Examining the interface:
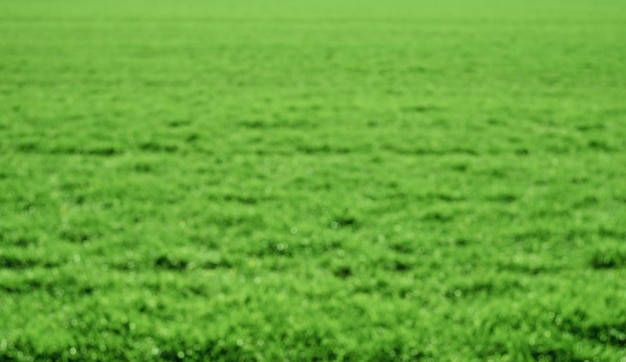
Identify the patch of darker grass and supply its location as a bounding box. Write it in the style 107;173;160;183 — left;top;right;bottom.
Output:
153;254;233;271
515;148;530;156
333;265;353;279
572;195;599;207
297;144;351;155
154;255;190;271
329;215;360;229
420;211;455;223
587;140;614;152
0;277;94;295
384;144;478;156
47;146;122;156
589;247;626;269
495;261;559;275
388;240;419;254
385;260;413;273
486;193;518;203
138;141;179;153
423;192;466;202
59;228;96;244
0;254;60;269
449;162;469;172
528;345;589;362
166;119;191;128
559;313;626;347
400;104;438;113
511;229;554;243
83;146;120;156
3;231;40;247
222;194;260;205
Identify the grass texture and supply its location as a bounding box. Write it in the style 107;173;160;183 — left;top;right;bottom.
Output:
1;0;626;360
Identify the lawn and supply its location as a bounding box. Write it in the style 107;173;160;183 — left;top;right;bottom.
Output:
1;0;625;360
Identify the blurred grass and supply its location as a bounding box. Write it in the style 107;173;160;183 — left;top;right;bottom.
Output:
1;0;626;360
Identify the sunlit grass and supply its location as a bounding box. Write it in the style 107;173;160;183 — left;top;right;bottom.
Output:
1;0;625;360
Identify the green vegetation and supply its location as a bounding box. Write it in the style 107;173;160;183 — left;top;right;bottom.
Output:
1;0;625;360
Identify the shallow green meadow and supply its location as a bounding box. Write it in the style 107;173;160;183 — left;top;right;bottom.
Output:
1;0;625;360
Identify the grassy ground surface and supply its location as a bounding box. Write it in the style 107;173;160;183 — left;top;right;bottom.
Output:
1;0;626;360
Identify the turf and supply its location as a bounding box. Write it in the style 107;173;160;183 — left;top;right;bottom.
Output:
1;0;626;360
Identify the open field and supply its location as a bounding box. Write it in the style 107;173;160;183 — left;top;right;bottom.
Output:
1;0;626;360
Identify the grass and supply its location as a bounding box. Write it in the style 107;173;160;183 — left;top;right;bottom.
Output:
1;0;626;360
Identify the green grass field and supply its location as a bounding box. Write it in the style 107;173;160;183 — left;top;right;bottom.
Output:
1;0;626;360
